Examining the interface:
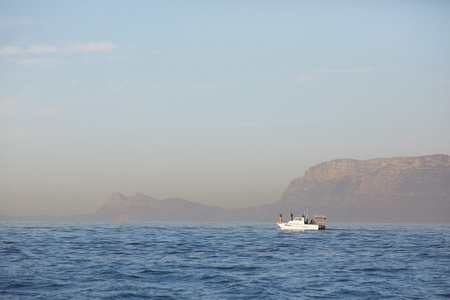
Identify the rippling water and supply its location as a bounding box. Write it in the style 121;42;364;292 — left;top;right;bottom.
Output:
1;222;449;299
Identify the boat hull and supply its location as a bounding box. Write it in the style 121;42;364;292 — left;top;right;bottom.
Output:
277;223;322;230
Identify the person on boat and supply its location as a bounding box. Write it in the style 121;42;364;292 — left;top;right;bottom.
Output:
311;220;315;225
290;212;293;221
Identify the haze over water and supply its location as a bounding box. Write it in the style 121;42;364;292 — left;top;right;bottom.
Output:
1;1;450;216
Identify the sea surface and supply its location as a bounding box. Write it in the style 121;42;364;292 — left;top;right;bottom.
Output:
1;222;449;299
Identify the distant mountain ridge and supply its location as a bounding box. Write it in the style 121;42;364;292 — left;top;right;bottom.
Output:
93;192;227;222
1;154;449;223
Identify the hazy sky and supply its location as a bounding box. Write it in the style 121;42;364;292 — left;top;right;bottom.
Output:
1;1;449;216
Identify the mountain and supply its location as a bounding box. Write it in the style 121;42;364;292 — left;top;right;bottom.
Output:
92;192;227;222
87;154;450;223
1;154;449;223
276;154;450;223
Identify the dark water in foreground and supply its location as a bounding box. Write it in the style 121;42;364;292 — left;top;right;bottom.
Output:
1;222;449;299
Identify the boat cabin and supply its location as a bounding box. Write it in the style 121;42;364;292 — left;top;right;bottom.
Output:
293;216;306;223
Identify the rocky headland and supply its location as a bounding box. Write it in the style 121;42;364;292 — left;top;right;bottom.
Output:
277;154;450;222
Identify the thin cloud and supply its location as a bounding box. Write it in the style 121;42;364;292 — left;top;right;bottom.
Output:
315;67;373;74
294;67;373;82
0;45;24;55
28;44;58;54
0;41;116;55
294;74;315;82
0;44;57;55
189;84;218;91
63;41;116;53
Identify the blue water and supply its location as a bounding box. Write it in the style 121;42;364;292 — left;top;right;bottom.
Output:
1;222;449;299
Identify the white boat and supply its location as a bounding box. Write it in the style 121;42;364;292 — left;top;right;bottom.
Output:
277;214;326;230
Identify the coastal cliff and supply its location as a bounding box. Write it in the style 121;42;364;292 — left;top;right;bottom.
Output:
278;154;450;222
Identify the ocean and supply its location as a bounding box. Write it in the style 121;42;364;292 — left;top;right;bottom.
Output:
1;222;449;299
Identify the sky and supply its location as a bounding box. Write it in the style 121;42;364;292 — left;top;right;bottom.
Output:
1;0;449;216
